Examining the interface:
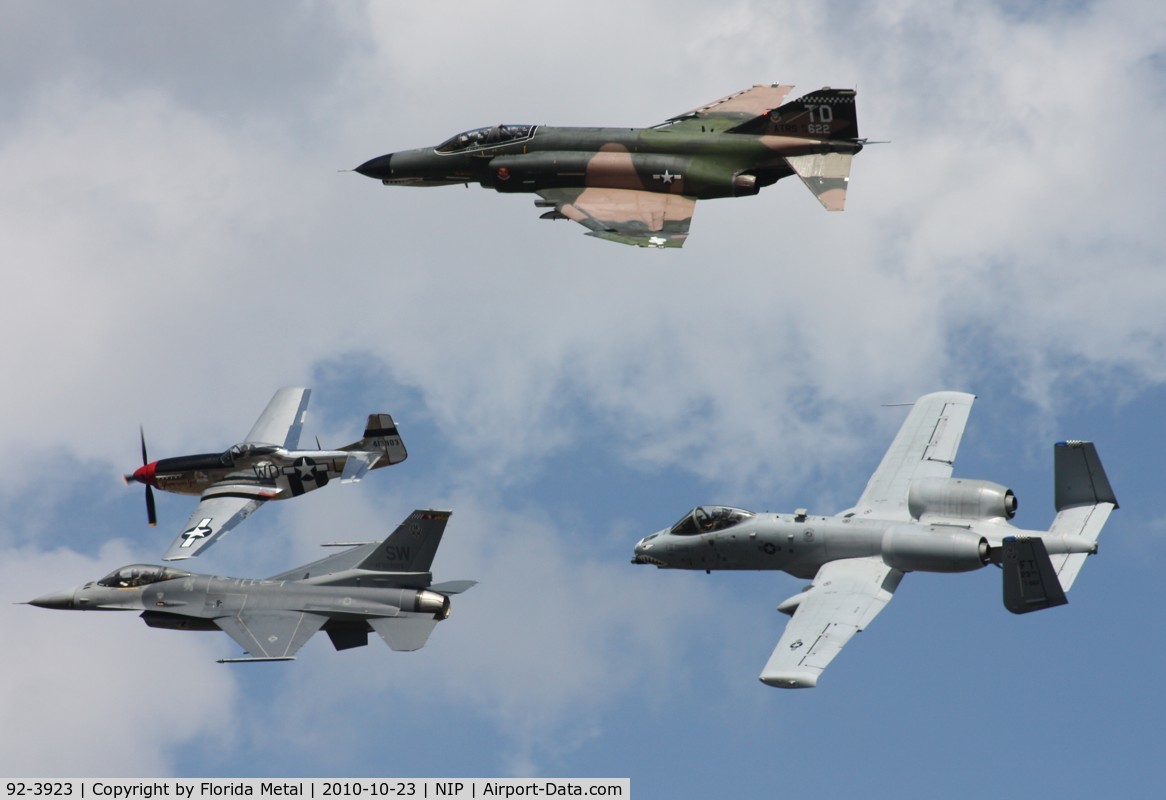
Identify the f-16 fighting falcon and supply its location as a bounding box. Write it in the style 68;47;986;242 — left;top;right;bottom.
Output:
28;510;473;661
631;392;1118;688
355;84;863;248
125;387;407;561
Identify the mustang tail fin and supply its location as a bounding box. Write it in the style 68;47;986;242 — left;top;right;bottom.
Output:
339;413;407;474
1043;441;1118;591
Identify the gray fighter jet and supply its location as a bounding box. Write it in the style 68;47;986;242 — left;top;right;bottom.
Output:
28;510;474;661
125;387;407;560
631;392;1118;688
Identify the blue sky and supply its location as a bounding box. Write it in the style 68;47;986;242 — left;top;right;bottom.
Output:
2;1;1165;797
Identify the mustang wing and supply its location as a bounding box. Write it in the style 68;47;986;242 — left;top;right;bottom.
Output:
535;188;695;248
161;489;278;561
662;84;795;132
245;387;311;448
761;557;903;688
848;391;976;520
215;611;328;659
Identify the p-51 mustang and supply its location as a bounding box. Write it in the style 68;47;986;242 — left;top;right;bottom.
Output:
632;392;1118;688
356;84;863;248
125;387;407;560
29;510;473;661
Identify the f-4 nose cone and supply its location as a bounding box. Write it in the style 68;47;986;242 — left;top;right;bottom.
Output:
29;589;75;609
355;153;393;180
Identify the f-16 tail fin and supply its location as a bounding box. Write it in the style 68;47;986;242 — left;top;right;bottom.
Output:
1043;441;1118;591
339;413;407;474
727;87;859;140
356;509;452;574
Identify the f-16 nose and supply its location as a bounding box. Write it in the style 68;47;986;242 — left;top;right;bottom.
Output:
355;153;393;180
28;588;76;610
125;462;158;487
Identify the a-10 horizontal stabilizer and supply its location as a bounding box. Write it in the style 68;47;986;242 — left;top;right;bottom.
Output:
1002;537;1068;614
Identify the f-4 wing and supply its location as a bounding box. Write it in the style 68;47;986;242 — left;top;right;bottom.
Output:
535;187;695;248
162;491;276;561
847;391;976;520
761;557;903;688
661;84;795;133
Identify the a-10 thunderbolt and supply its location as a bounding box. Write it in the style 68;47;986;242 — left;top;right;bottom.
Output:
631;392;1118;688
28;510;474;661
355;84;862;248
125;387;407;560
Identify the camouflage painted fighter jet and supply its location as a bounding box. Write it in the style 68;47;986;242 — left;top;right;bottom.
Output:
29;510;473;661
632;392;1119;688
355;84;862;248
125;387;406;561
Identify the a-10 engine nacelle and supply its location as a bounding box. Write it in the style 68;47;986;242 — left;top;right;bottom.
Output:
907;478;1018;522
881;526;991;573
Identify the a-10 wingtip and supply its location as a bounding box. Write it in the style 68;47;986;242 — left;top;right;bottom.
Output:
759;671;819;689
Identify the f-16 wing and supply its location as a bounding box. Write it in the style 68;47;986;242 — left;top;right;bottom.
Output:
215;610;328;661
661;84;795;133
535;187;695;248
760;557;903;688
846;391;976;521
162;489;277;561
245;387;311;448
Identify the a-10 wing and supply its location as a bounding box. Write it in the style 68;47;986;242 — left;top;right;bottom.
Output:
761;392;976;687
761;557;903;688
846;391;976;521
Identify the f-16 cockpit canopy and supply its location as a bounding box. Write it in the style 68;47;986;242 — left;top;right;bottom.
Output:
98;564;192;588
670;506;755;536
435;124;537;154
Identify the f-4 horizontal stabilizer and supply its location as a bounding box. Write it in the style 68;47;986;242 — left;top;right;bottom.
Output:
216;656;296;663
1002;537;1068;614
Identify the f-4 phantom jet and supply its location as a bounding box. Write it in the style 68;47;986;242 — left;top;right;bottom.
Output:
355;84;863;248
29;510;473;661
631;392;1118;688
125;387;406;560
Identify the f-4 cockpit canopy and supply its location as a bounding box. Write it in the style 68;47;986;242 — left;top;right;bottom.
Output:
435;124;537;154
98;564;192;589
670;506;755;536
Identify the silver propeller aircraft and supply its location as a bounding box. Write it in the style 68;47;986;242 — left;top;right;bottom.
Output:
125;387;407;560
631;391;1118;688
29;509;473;661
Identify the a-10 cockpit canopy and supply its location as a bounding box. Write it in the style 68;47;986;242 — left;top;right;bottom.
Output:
435;125;537;154
98;564;192;588
670;506;755;535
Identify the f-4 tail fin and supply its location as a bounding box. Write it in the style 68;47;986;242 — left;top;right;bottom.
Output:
1046;441;1118;591
727;87;859;140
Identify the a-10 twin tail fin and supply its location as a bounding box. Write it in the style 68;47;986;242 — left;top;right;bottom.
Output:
1002;441;1118;614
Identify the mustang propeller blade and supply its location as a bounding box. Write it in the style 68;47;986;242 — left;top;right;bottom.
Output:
125;426;158;527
